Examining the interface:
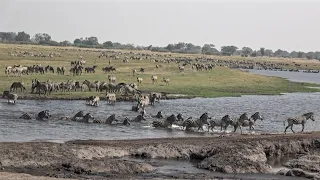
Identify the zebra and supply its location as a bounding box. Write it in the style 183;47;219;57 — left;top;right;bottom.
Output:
152;114;177;128
132;114;146;122
20;113;32;120
208;115;233;132
10;82;26;92
131;104;140;112
36;110;51;121
90;96;100;106
94;114;117;124
59;111;85;121
151;75;157;84
2;91;18;104
231;113;250;133
233;112;262;133
177;113;184;121
73;113;94;123
152;111;164;119
284;112;315;134
122;117;131;126
163;78;170;86
184;113;210;131
106;93;116;104
137;77;143;85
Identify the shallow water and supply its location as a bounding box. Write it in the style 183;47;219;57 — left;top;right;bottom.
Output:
249;69;320;84
0;91;320;142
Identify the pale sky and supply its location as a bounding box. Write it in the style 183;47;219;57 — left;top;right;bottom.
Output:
0;0;319;52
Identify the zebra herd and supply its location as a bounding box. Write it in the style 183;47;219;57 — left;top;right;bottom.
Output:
15;103;316;134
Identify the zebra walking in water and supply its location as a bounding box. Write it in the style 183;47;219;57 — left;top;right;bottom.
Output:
152;114;177;128
208;114;233;132
284;112;315;134
235;112;263;133
184;113;210;131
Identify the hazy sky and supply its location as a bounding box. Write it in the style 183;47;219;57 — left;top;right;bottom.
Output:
0;0;319;51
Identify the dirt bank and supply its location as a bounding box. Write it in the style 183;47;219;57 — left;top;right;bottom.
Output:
0;132;320;179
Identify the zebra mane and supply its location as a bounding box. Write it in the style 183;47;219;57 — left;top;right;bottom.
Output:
222;114;230;120
251;112;260;118
303;112;314;117
200;113;208;120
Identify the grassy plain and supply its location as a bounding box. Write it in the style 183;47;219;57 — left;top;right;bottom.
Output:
0;44;319;99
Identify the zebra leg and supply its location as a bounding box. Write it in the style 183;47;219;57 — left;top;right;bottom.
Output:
284;125;289;134
301;124;305;132
290;125;295;133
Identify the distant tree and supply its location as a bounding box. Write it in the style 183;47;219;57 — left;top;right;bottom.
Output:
221;46;238;56
147;45;152;50
165;44;174;51
297;51;304;58
103;41;114;48
264;49;273;57
290;51;298;58
260;47;265;57
174;42;186;50
60;40;72;46
0;32;16;42
84;36;99;45
250;51;257;57
74;38;82;44
306;52;315;60
35;33;51;42
15;31;30;42
242;47;253;57
202;44;219;55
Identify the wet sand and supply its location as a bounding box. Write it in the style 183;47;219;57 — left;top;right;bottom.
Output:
0;132;320;179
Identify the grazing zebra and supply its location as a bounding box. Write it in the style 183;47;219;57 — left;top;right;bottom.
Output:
36;110;51;121
10;82;26;92
152;111;164;119
20;113;32;120
2;91;18;104
137;77;143;85
163;78;170;86
132;69;137;76
152;114;177;128
151;75;158;84
184;113;210;131
73;113;94;123
208;115;233;132
284;112;315;134
178;66;185;72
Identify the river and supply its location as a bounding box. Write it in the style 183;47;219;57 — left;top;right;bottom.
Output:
0;69;319;142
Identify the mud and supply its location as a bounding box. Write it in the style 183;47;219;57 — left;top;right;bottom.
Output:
0;132;320;179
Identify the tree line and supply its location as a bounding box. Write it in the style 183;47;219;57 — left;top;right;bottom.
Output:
0;31;319;60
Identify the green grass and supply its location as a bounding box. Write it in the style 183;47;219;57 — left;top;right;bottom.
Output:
0;43;319;99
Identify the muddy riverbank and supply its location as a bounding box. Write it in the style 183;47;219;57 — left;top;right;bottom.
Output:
1;132;320;179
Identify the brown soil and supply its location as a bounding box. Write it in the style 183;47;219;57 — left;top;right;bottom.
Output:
0;132;319;179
